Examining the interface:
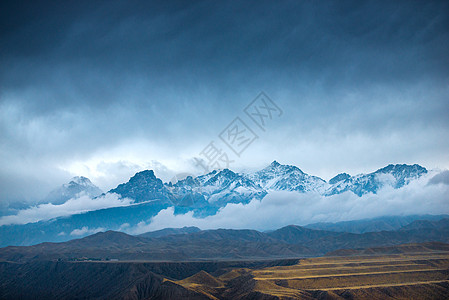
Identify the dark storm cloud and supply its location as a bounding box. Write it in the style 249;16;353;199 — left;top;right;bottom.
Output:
0;0;448;202
3;1;448;93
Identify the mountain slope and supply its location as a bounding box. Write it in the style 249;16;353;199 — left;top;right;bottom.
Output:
0;200;171;247
267;225;340;243
305;215;449;234
44;176;103;204
325;164;427;196
109;170;173;204
199;169;267;206
1;219;448;263
138;226;201;239
247;161;327;193
0;261;209;300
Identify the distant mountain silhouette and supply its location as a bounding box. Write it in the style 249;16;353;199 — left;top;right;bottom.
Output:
138;226;201;238
305;214;449;233
1;218;447;263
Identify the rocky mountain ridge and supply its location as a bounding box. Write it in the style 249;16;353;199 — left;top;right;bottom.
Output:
107;162;428;206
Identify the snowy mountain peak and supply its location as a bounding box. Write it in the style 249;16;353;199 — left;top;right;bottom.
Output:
203;169;239;187
217;168;237;177
177;175;197;186
44;176;102;205
375;163;427;176
263;160;303;173
270;160;281;167
329;173;351;184
130;170;156;181
164;168;266;208
325;164;427;196
108;170;172;204
248;162;325;193
69;176;94;186
373;164;427;188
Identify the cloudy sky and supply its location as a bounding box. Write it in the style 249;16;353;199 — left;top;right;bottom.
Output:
1;0;448;204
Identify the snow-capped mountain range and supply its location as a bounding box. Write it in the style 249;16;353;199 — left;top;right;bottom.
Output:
0;162;432;247
44;162;428;208
325;164;427;196
108;168;267;209
105;161;427;206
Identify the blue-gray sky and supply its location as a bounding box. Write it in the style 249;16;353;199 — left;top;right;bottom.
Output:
1;0;448;203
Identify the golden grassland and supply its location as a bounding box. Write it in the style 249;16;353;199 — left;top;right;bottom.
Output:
173;251;449;299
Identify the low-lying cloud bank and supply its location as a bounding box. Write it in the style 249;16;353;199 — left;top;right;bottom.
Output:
127;171;449;234
70;226;106;236
1;171;448;232
0;193;133;226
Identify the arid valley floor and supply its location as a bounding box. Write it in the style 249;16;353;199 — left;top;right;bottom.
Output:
173;244;449;299
1;242;448;299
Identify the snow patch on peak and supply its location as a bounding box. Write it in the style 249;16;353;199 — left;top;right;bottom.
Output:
44;176;103;205
247;162;326;193
69;176;94;186
270;160;281;167
329;173;351;184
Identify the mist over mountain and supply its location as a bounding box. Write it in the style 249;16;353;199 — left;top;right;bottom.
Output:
2;1;449;298
44;176;103;205
0;162;447;247
108;162;429;205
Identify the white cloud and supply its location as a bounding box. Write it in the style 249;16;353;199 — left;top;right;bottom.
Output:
62;158;172;191
118;223;131;231
127;171;449;234
428;170;449;186
70;226;105;236
2;170;448;234
0;193;133;226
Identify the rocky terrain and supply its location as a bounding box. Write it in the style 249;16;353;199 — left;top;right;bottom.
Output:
1;242;448;299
